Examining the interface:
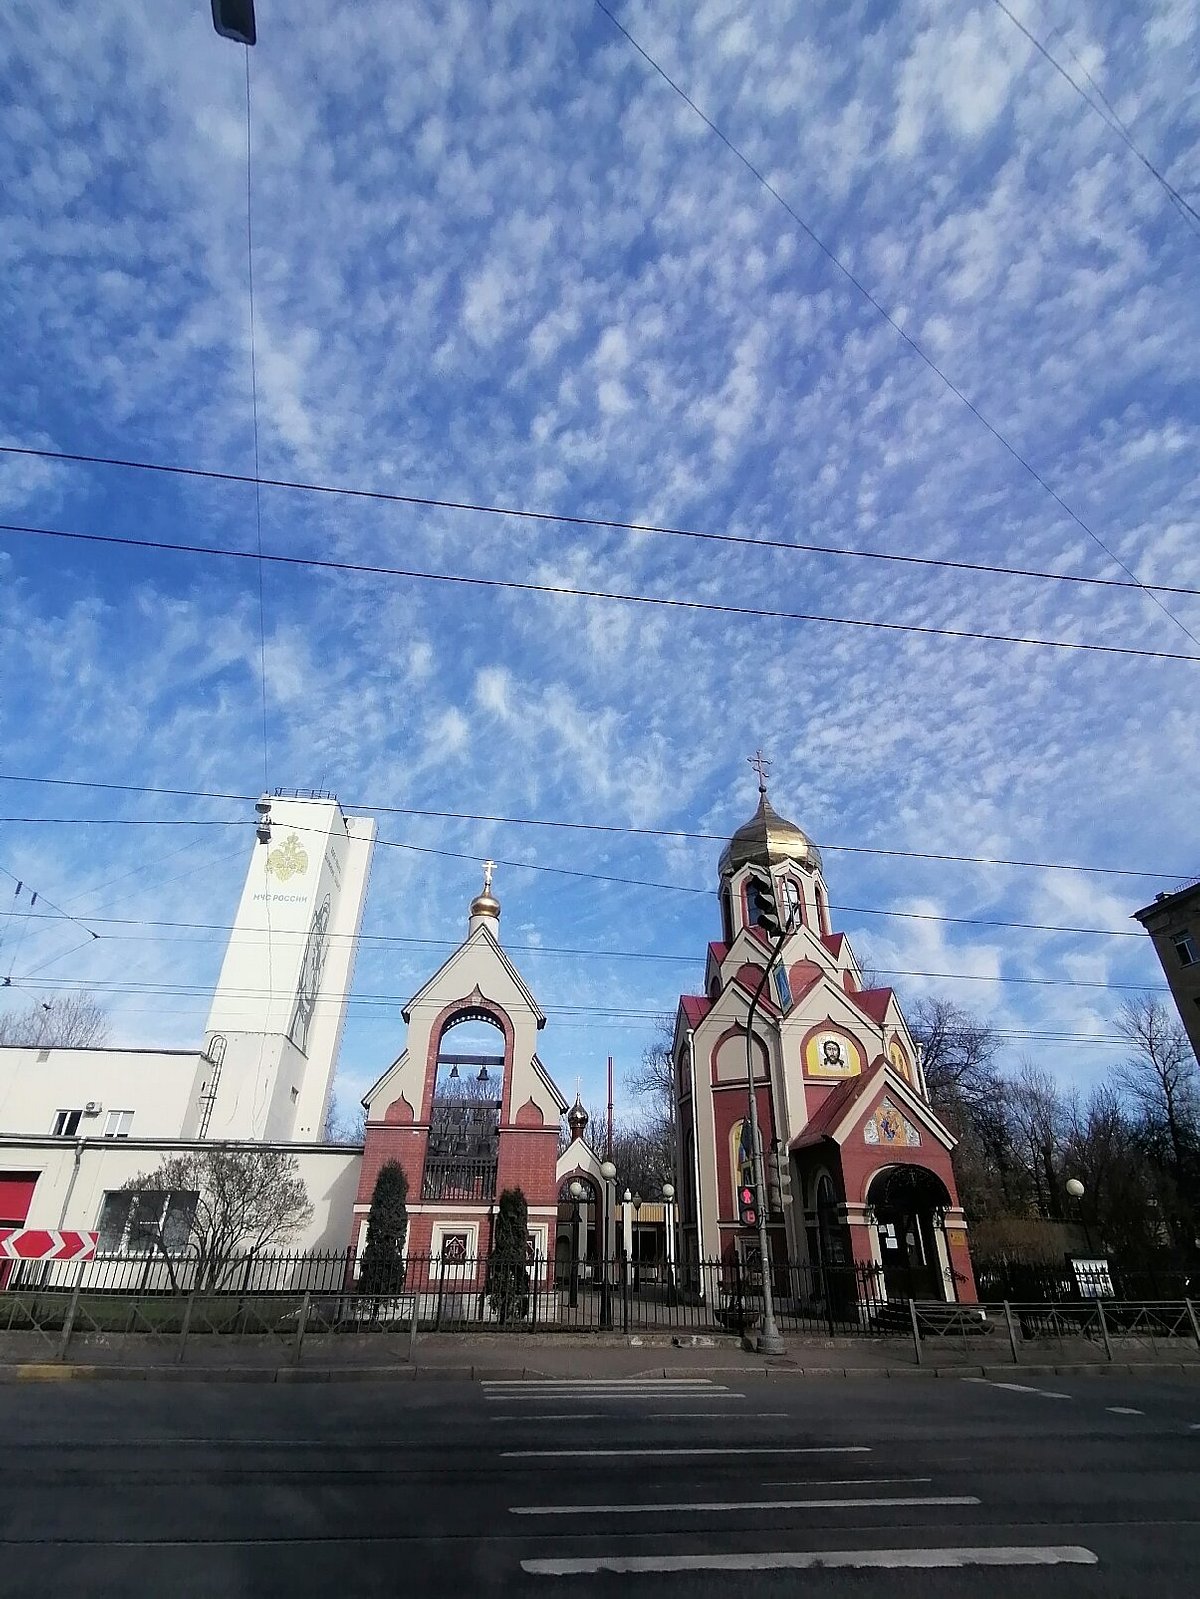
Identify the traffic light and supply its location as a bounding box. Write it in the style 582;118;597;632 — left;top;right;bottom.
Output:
211;0;256;45
745;865;782;939
738;1182;758;1228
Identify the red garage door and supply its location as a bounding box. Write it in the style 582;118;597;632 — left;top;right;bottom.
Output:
0;1173;39;1289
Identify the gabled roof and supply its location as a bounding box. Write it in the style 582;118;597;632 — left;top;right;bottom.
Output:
680;994;713;1029
791;1060;956;1153
402;922;546;1027
847;986;893;1024
362;1047;410;1109
821;932;845;958
708;941;729;964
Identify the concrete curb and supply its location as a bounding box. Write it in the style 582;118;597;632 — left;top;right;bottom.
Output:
4;1359;1198;1384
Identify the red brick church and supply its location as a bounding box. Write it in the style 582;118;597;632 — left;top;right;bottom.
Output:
671;771;977;1307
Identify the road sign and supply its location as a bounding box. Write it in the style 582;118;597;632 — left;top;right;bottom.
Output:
0;1228;97;1261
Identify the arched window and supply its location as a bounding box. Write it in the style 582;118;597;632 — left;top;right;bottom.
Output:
814;881;830;936
719;885;733;945
423;1011;506;1202
780;876;803;930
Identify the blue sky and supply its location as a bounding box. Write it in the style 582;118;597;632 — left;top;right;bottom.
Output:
1;0;1197;1124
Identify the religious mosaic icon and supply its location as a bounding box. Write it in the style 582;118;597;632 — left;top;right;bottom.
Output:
863;1096;921;1147
805;1028;860;1077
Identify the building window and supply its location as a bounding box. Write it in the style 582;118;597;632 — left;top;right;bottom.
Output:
103;1110;133;1139
96;1190;197;1255
1171;930;1199;967
780;877;802;930
772;965;793;1011
51;1109;82;1137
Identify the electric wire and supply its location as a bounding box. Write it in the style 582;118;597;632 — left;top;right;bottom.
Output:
2;446;1199;602
990;0;1200;236
4;518;1193;664
0;773;1191;883
592;0;1200;653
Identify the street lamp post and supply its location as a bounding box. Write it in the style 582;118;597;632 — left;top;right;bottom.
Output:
632;1194;643;1290
1066;1176;1093;1255
662;1182;677;1299
744;930;792;1358
568;1180;584;1310
621;1187;633;1333
599;1160;616;1329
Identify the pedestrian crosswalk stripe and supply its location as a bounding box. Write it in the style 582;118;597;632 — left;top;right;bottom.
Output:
521;1546;1099;1575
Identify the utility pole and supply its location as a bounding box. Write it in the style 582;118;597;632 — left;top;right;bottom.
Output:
742;863;795;1358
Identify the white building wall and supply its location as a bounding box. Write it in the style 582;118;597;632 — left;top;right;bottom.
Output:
1;1136;362;1261
0;1046;204;1141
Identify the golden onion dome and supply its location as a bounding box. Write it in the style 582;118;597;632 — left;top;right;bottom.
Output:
469;860;501;922
718;788;823;877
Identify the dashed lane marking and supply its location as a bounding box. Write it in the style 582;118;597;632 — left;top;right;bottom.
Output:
1107;1407;1143;1415
963;1378;1072;1399
511;1494;980;1516
502;1446;870;1459
492;1411;786;1420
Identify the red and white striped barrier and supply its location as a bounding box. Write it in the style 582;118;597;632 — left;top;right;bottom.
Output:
0;1228;98;1261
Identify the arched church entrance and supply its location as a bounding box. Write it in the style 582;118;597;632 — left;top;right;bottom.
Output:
554;1175;599;1288
867;1165;953;1301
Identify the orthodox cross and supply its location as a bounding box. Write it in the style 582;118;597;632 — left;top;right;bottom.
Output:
749;749;772;795
482;859;496;894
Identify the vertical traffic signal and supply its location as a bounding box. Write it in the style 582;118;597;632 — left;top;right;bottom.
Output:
738;1182;758;1228
744;865;782;938
211;0;256;45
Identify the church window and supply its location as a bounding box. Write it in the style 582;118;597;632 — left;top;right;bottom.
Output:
1172;930;1198;966
422;1013;505;1203
780;877;802;930
814;882;829;935
772;965;792;1011
720;886;733;945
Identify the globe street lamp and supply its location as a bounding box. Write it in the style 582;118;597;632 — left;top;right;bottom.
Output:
568;1180;584;1310
662;1181;677;1298
599;1161;616;1329
1065;1176;1094;1255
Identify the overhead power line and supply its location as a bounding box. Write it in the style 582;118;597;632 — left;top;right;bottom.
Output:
2;518;1196;665
990;0;1200;236
1;443;1198;602
592;1;1200;654
0;772;1191;882
3;827;1149;940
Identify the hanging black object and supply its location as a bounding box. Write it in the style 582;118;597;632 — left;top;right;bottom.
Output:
211;0;256;45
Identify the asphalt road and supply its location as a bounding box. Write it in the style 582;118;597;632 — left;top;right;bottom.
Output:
1;1369;1197;1596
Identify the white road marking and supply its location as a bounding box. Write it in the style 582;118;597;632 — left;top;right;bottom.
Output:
485;1390;738;1400
963;1378;1072;1399
492;1411;787;1421
502;1446;870;1458
522;1546;1099;1575
763;1476;933;1488
1108;1406;1143;1415
482;1379;724;1387
512;1494;980;1516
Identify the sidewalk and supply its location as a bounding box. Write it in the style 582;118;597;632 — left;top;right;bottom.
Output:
3;1327;1199;1382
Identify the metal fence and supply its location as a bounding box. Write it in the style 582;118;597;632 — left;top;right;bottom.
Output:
975;1258;1197;1303
3;1249;1199;1365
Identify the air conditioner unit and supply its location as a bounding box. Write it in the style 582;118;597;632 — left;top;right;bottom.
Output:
83;1101;103;1116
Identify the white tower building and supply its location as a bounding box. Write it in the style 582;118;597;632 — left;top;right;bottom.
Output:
185;793;376;1143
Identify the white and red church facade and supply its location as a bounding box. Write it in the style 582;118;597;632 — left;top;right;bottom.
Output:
672;779;977;1307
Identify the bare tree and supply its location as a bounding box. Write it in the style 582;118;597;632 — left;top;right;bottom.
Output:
1007;1061;1068;1218
1115;996;1199;1174
909;997;998;1112
0;992;110;1048
122;1147;312;1288
322;1093;365;1144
